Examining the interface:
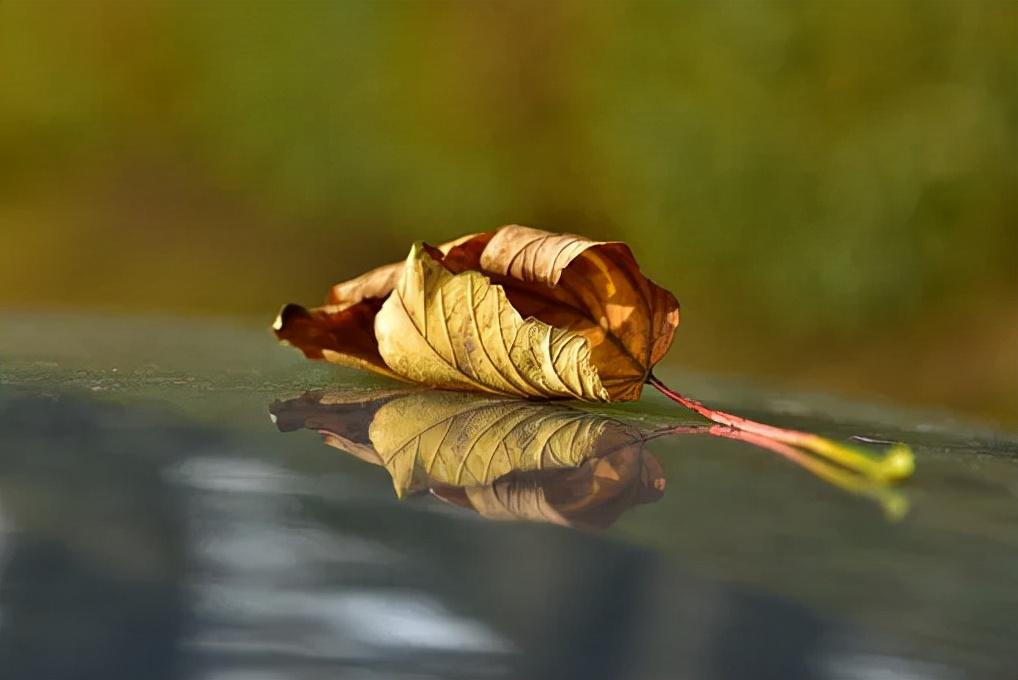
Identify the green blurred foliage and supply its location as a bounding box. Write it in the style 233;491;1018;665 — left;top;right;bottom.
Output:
1;0;1015;423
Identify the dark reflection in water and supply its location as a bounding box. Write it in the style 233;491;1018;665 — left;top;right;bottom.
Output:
271;389;667;529
0;387;926;679
0;394;188;680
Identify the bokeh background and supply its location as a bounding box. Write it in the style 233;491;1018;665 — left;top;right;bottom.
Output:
2;0;1015;425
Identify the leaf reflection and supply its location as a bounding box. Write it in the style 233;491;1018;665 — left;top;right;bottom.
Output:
271;389;909;527
270;390;664;529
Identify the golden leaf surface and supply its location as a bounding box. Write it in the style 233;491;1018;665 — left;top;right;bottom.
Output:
375;243;609;400
274;225;679;402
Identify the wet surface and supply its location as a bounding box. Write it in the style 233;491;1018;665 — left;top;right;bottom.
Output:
1;313;1016;679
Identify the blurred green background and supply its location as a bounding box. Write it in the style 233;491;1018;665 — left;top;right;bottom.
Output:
1;0;1015;424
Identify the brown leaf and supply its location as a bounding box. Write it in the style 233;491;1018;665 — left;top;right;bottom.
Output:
273;299;399;380
273;225;916;494
474;226;680;400
275;225;679;401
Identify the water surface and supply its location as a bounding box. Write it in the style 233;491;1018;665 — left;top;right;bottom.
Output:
1;313;1015;679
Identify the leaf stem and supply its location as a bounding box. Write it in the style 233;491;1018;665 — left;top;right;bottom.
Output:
646;374;914;483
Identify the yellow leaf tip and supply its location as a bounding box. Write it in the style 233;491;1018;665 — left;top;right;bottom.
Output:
878;444;916;483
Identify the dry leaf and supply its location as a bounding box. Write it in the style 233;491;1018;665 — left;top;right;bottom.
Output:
269;389;664;528
275;225;679;401
274;225;915;486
